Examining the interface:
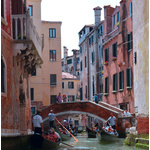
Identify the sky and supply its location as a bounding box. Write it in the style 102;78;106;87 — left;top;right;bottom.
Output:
41;0;121;57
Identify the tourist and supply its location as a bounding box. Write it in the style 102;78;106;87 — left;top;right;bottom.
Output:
94;118;98;127
69;118;73;129
32;109;44;135
106;113;117;130
123;110;131;117
48;110;55;128
56;92;62;103
63;93;68;102
94;94;99;104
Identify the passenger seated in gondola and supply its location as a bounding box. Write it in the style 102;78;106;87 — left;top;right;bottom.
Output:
46;128;59;142
107;126;114;134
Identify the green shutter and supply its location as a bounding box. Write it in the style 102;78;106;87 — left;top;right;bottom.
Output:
122;71;124;89
85;56;87;68
127;34;130;51
107;48;109;61
72;96;75;101
113;74;115;91
130;32;132;50
72;82;74;89
62;82;64;88
126;69;130;86
130;68;132;87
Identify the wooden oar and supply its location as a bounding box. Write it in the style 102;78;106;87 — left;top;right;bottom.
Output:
55;117;79;142
81;132;86;136
60;141;74;147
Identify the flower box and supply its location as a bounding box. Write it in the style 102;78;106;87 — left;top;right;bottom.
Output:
104;61;109;65
104;93;108;96
112;57;117;61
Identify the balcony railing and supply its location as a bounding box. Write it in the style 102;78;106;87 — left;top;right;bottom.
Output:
12;12;42;55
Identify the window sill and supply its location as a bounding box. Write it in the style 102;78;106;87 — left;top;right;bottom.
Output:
128;49;132;52
112;57;117;61
49;60;56;62
49;37;56;39
1;92;7;97
112;91;117;94
104;93;108;96
119;89;123;92
50;85;57;87
126;86;132;90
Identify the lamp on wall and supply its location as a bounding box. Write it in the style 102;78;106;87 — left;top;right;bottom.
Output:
134;52;137;64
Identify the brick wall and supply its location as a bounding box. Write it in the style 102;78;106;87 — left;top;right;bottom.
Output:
136;117;149;134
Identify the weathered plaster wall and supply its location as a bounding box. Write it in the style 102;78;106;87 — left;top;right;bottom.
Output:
133;0;149;116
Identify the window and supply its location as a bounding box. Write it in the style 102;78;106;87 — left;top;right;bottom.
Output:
85;86;87;98
30;88;34;101
68;82;74;89
51;95;57;104
80;61;82;71
105;48;109;62
92;76;95;96
119;71;124;91
62;82;64;89
80;46;82;53
126;68;132;89
1;58;6;93
67;59;72;64
68;95;75;102
105;77;109;94
85;56;87;68
130;2;132;17
31;69;36;76
49;28;56;38
41;34;44;50
117;12;120;22
127;32;132;51
31;107;36;115
114;15;116;25
74;120;79;126
92;51;94;63
50;74;57;86
50;50;56;61
29;5;33;16
113;73;117;92
1;0;4;18
112;43;117;57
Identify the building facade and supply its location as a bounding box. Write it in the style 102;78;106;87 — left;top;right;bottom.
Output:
1;0;42;139
103;1;134;113
62;72;80;102
30;21;62;112
132;0;149;134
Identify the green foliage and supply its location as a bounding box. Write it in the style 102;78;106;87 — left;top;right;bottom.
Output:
135;143;149;150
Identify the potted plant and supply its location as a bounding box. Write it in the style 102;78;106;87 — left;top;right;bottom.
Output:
104;61;108;65
112;57;117;61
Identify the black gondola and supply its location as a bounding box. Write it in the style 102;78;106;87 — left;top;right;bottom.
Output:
100;127;119;140
86;126;97;138
30;133;60;149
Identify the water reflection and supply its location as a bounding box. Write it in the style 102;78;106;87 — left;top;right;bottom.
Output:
26;133;141;150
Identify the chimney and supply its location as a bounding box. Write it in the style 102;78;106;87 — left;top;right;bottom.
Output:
93;6;102;26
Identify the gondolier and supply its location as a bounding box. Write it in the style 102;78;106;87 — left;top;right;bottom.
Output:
32;109;44;135
106;113;117;130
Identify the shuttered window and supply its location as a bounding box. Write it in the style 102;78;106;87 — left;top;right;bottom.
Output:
119;71;124;90
105;77;109;94
68;82;74;89
92;51;94;63
127;32;132;52
30;88;34;101
105;48;109;62
85;56;87;68
62;82;64;89
126;68;132;89
50;74;57;86
113;73;117;92
80;61;82;71
130;2;132;17
112;43;117;57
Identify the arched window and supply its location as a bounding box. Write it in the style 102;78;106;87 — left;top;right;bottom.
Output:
1;57;6;93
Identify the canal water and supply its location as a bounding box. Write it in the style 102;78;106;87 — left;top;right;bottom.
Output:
26;133;142;150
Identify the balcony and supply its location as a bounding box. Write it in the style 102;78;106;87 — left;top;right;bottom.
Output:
12;12;42;56
11;11;43;73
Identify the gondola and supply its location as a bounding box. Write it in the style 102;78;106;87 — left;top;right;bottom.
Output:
86;126;97;138
30;133;60;149
55;127;71;141
100;127;119;140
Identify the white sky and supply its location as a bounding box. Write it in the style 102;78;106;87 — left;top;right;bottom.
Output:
41;0;121;57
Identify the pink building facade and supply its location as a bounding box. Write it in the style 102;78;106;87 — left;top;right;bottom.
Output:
103;0;134;113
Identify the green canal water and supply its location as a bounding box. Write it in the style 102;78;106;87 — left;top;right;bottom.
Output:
26;133;142;150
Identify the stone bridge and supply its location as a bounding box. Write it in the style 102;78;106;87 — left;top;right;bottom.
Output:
41;101;133;136
41;101;122;122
